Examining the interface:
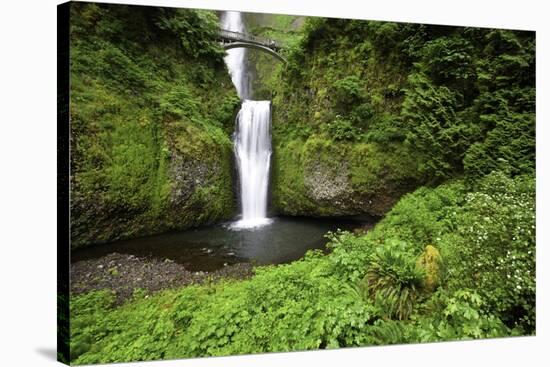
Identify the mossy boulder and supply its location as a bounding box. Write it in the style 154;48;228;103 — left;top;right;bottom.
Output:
416;245;443;292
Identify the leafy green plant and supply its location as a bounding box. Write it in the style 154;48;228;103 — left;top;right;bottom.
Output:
332;75;364;108
415;290;511;342
323;115;363;141
155;9;225;61
360;240;425;320
420;36;475;85
439;172;535;332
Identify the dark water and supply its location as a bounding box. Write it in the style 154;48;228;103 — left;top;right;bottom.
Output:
71;216;369;271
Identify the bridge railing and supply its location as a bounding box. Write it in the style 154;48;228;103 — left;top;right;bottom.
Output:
218;29;282;50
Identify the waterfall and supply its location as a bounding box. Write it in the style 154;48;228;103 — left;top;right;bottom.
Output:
220;11;249;99
222;11;273;229
233;101;272;228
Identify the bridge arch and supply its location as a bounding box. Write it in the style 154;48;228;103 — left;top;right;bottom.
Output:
223;42;287;63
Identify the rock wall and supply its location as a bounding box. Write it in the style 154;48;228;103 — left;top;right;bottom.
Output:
69;3;240;248
269;18;534;218
269;19;426;217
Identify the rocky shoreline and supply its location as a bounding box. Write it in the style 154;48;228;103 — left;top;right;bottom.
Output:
70;253;254;304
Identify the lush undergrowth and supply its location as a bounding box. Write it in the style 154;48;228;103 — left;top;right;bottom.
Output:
71;171;535;364
70;3;240;248
270;18;535;216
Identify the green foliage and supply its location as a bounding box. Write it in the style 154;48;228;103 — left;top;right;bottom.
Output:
349;142;422;196
70;290;116;361
69;3;239;248
463;111;535;177
361;319;412;345
368;180;466;250
414;290;511;342
420;36;476;85
402;71;479;179
158;83;199;120
322;115;363;141
332;76;364;108
398;28;534;181
155;9;225;61
71;253;380;364
361;240;425;320
271;138;318;215
71;171;535;363
439;172;535;332
274;18;534;193
326;230;373;282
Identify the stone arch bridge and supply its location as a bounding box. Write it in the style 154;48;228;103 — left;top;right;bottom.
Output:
218;29;287;63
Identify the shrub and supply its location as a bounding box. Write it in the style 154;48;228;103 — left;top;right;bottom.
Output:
326;230;373;282
323;115;363;141
155;9;225;61
415;290;511;342
332;75;364;108
368;180;466;251
439;172;535;332
360;240;425;320
401;72;478;180
420;36;475;85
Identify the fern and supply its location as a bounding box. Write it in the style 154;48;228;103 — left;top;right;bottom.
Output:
361;240;425;320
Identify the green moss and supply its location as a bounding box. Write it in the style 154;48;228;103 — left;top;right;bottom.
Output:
269;18;534;216
271;139;317;214
70;3;240;248
272;134;422;216
416;245;443;292
350;143;421;194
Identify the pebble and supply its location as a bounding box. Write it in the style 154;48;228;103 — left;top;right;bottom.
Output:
71;253;253;304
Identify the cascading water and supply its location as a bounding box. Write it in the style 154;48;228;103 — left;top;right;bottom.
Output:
222;11;273;229
233;101;272;228
221;11;249;99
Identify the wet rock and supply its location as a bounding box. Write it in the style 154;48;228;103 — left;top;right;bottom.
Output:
70;253;253;304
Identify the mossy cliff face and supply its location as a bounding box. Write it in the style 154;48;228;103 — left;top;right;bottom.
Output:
270;19;534;217
69;3;240;248
272;138;421;216
270;19;423;216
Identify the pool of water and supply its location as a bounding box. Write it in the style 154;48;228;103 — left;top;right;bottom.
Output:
71;216;370;271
